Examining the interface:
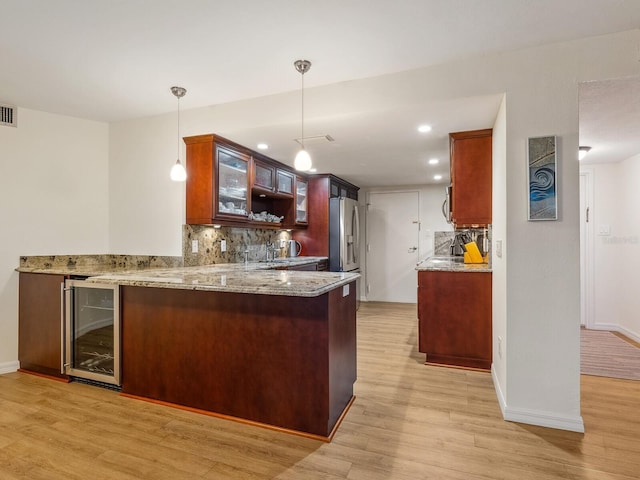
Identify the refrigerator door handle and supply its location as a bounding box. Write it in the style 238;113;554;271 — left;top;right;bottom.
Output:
60;282;65;374
353;204;360;264
339;199;346;270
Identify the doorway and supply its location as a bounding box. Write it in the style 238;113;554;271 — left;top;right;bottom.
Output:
365;190;420;303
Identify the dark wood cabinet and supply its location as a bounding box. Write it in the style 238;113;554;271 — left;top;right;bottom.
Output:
449;129;492;227
121;283;356;438
185;134;306;228
18;272;68;379
418;270;492;370
293;174;359;257
329;177;359;200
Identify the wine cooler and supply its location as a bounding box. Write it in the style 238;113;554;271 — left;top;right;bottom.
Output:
64;279;120;386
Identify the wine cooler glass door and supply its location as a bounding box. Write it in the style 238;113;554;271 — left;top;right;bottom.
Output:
65;280;120;385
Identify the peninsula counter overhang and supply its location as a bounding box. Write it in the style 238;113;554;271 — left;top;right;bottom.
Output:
86;264;359;297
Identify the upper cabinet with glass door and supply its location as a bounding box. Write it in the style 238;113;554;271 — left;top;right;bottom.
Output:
184;134;308;228
295;176;308;224
217;145;249;218
276;169;295;197
185;134;251;225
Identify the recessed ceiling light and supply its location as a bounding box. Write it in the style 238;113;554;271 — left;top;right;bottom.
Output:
309;168;317;173
257;143;269;150
418;125;432;133
434;174;443;181
579;146;591;160
428;158;439;165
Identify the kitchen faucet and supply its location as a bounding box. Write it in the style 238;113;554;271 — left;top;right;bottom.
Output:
265;242;275;261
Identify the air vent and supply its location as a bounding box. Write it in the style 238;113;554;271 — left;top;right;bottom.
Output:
0;104;17;127
294;134;335;146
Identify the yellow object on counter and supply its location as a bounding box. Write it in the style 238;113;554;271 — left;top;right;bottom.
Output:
463;252;472;263
464;241;485;263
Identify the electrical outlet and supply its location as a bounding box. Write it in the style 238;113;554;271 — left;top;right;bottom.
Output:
220;239;227;252
191;240;198;253
496;240;502;258
279;239;287;248
498;336;503;359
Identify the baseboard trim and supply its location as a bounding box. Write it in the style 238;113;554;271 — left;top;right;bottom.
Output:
0;361;20;375
587;323;640;344
491;364;584;433
491;364;507;413
616;326;640;344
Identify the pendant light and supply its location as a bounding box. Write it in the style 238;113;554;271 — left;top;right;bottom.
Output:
170;86;187;181
293;60;312;171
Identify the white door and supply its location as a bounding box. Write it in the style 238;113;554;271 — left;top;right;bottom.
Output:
366;191;420;303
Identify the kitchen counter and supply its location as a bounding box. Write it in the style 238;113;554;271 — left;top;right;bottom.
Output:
87;263;356;297
417;257;492;370
416;255;492;272
17;255;350;298
16;254;184;275
17;253;357;440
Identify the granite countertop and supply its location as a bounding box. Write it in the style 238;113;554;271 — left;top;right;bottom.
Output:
15;254;184;275
416;256;492;272
86;264;357;297
16;254;353;297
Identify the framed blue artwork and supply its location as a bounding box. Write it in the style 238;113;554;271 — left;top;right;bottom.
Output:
527;136;557;221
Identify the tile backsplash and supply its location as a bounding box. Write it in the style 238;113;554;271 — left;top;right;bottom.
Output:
434;226;492;260
434;231;455;255
182;225;292;266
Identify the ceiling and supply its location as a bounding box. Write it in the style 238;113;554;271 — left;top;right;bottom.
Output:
2;0;639;187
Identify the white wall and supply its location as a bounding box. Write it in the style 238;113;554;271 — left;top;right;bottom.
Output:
109;115;185;254
0;108;109;372
586;155;640;341
491;96;508;400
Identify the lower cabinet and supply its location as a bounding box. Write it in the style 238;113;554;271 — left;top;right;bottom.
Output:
120;284;357;438
418;270;492;370
18;272;68;379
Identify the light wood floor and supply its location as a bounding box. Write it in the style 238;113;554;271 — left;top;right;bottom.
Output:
1;302;639;479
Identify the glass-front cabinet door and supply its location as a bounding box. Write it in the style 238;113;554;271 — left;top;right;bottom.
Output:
276;169;294;197
253;160;275;192
216;145;249;217
296;177;308;224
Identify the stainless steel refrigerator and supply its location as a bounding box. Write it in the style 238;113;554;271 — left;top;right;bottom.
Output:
329;196;360;273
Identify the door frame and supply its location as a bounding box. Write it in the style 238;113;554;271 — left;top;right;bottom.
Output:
579;167;594;329
364;188;421;303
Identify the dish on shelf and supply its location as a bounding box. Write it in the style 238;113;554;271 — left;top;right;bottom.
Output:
248;211;284;223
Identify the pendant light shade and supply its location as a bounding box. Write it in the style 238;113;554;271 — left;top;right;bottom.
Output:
294;148;312;171
170;86;187;182
293;59;312;172
170;158;187;181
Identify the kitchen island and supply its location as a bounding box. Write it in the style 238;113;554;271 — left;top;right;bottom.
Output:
17;256;358;441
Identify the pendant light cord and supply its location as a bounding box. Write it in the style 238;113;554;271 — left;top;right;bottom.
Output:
300;69;305;150
177;95;181;161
